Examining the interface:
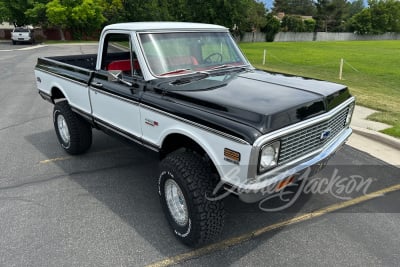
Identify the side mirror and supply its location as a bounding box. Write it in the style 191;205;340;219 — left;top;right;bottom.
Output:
107;70;122;82
107;70;133;87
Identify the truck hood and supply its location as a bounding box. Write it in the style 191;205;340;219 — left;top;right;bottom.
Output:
148;69;351;143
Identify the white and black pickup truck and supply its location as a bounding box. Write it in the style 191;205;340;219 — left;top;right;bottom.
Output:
35;22;355;246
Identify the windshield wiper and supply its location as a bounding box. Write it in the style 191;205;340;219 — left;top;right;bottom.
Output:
210;64;230;70
209;64;250;71
159;69;192;76
207;64;250;75
170;71;209;85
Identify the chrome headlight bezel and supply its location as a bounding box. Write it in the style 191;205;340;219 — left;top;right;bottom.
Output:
345;102;355;126
258;140;280;174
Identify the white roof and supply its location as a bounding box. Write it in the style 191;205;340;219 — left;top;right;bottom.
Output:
103;22;228;32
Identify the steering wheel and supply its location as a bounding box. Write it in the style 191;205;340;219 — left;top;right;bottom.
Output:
204;52;223;64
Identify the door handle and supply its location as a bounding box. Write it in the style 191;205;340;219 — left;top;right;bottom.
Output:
91;82;103;88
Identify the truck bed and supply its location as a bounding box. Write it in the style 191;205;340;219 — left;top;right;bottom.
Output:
36;54;96;86
46;54;98;70
37;51;131;73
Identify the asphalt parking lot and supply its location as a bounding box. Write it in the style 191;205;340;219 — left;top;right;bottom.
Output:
1;42;399;266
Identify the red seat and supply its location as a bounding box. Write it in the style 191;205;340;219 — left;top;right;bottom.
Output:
133;60;140;70
107;59;141;72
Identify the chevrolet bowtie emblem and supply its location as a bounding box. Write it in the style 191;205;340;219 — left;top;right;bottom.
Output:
320;129;331;140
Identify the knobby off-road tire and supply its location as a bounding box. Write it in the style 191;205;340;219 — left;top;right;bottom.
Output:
158;151;225;247
53;100;92;155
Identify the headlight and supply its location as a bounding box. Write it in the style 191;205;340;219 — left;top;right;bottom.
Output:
259;141;280;173
345;102;355;126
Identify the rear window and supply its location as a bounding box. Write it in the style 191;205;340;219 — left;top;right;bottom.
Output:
14;28;30;33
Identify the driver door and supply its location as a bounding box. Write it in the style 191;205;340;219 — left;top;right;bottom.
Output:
89;32;143;142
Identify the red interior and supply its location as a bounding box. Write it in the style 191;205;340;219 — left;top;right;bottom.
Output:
107;59;140;72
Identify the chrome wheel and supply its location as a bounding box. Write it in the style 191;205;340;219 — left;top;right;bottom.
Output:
57;114;70;144
165;179;188;226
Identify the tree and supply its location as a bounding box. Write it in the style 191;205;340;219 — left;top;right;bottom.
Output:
304;18;316;32
349;0;364;17
46;0;69;40
369;0;400;33
242;0;268;31
315;0;350;32
273;0;316;16
46;0;105;40
71;0;106;38
0;1;10;22
1;0;284;40
281;15;305;32
121;0;173;21
272;0;289;14
350;0;400;34
165;0;191;21
1;0;50;26
101;0;125;24
262;12;280;41
0;0;34;26
25;1;49;26
349;8;372;34
388;0;400;32
189;0;256;30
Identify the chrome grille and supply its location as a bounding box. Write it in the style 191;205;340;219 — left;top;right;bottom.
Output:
278;107;349;164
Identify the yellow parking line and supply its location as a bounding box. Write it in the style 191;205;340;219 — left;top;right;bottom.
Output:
39;156;72;164
39;147;131;164
147;183;400;267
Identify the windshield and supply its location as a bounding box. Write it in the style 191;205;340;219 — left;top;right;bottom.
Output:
14;28;30;33
138;32;248;76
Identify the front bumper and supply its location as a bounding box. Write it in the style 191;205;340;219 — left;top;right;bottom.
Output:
11;37;33;42
227;127;352;203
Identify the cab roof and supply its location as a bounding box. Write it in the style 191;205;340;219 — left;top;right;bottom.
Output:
103;22;228;32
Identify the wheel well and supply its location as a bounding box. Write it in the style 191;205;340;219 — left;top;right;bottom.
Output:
160;133;219;176
51;87;66;103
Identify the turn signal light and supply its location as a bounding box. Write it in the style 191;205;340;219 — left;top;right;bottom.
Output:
224;148;241;164
276;176;295;191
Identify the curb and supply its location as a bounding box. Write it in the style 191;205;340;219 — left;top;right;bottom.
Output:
42;42;98;46
352;126;400;150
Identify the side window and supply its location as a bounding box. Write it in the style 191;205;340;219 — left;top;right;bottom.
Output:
101;33;142;77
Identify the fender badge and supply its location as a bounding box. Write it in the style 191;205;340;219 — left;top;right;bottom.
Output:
145;118;159;127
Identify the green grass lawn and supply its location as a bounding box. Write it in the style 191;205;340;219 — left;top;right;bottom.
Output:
240;40;400;138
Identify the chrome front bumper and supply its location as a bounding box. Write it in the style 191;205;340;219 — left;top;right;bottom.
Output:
229;127;352;203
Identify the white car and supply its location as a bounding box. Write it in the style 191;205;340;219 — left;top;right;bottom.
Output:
11;27;34;45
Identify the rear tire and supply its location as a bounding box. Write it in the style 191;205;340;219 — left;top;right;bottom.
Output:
158;151;225;247
53;101;92;155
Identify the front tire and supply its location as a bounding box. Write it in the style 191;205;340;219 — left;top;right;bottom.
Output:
53;101;92;155
158;151;225;247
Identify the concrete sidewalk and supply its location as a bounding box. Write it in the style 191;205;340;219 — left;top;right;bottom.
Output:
348;105;400;166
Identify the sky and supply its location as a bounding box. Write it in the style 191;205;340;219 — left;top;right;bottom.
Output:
260;0;273;9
